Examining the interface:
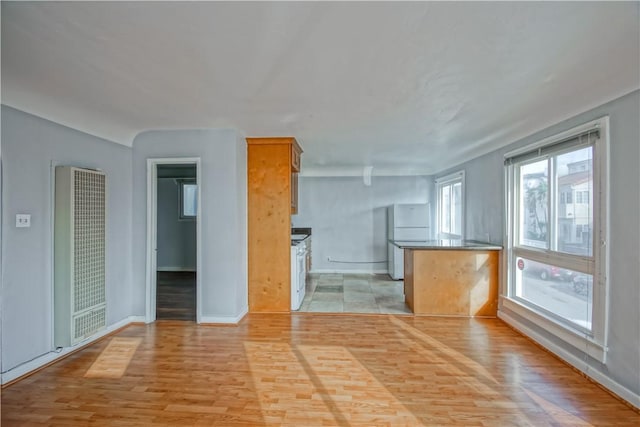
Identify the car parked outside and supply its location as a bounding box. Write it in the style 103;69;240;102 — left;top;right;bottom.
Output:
522;259;574;281
572;273;592;296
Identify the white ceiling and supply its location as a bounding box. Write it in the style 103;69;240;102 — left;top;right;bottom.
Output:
2;2;638;176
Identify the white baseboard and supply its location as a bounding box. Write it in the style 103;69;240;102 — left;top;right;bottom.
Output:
200;307;248;324
157;266;196;272
498;310;640;410
1;315;141;385
310;268;389;275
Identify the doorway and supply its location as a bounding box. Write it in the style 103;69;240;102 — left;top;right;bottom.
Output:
146;158;202;323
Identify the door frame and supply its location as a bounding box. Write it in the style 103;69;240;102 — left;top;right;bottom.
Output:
145;157;202;323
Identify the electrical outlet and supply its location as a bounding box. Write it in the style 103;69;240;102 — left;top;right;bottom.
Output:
16;214;31;228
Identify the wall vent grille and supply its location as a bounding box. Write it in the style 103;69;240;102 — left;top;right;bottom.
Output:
74;307;106;341
73;169;106;312
55;167;107;347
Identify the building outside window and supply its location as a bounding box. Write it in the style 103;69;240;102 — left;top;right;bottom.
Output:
557;159;593;254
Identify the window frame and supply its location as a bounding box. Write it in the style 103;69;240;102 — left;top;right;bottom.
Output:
435;170;465;239
503;116;609;362
178;178;198;221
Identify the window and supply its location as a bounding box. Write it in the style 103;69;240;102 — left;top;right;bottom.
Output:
436;171;464;239
504;117;608;362
179;179;198;220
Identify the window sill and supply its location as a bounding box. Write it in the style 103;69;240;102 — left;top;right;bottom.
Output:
501;296;607;363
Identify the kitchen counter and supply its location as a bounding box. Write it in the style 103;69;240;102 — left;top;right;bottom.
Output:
390;239;502;250
401;242;501;317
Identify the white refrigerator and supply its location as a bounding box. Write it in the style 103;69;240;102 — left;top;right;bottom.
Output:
387;203;430;280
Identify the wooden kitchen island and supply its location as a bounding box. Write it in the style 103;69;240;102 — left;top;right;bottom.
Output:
392;240;502;317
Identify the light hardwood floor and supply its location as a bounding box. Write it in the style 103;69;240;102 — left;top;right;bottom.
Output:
2;314;638;426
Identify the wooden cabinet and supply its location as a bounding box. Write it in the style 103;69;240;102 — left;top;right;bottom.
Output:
291;172;298;214
291;143;301;172
247;137;302;313
290;141;302;214
404;249;499;317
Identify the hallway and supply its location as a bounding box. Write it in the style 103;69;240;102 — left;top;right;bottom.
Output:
156;271;196;321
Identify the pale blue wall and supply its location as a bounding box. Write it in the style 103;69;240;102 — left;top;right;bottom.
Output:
1;106;133;371
294;175;433;273
1;111;249;372
132;130;247;320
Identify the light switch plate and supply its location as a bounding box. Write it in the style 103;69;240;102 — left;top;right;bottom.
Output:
16;214;31;228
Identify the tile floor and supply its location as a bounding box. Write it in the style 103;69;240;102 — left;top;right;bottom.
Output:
297;273;412;314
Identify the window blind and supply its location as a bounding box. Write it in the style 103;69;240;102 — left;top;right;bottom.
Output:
504;129;599;166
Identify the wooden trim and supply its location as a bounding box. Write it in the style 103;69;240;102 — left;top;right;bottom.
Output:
292;138;303;153
246;137;297;146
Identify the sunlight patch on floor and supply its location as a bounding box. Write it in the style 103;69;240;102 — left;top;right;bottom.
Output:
523;388;594;426
244;340;422;426
387;316;550;425
84;337;142;379
389;316;499;385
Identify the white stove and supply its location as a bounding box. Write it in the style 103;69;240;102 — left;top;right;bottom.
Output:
291;237;308;310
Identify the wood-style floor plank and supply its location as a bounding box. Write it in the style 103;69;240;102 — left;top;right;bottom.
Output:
2;314;638;426
156;271;196;321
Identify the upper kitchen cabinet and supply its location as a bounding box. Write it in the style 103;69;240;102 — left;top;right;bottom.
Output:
291;141;302;172
247;137;302;313
290;140;302;214
291;171;299;215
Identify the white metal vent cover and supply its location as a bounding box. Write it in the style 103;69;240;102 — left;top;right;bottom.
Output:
74;307;106;341
54;166;107;347
73;169;106;314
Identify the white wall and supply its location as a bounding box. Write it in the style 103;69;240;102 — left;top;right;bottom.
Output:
434;90;640;400
157;177;197;271
132;130;247;322
294;175;432;273
1;106;133;371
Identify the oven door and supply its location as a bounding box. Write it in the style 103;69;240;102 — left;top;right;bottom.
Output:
291;246;300;310
297;252;306;290
296;249;306;305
